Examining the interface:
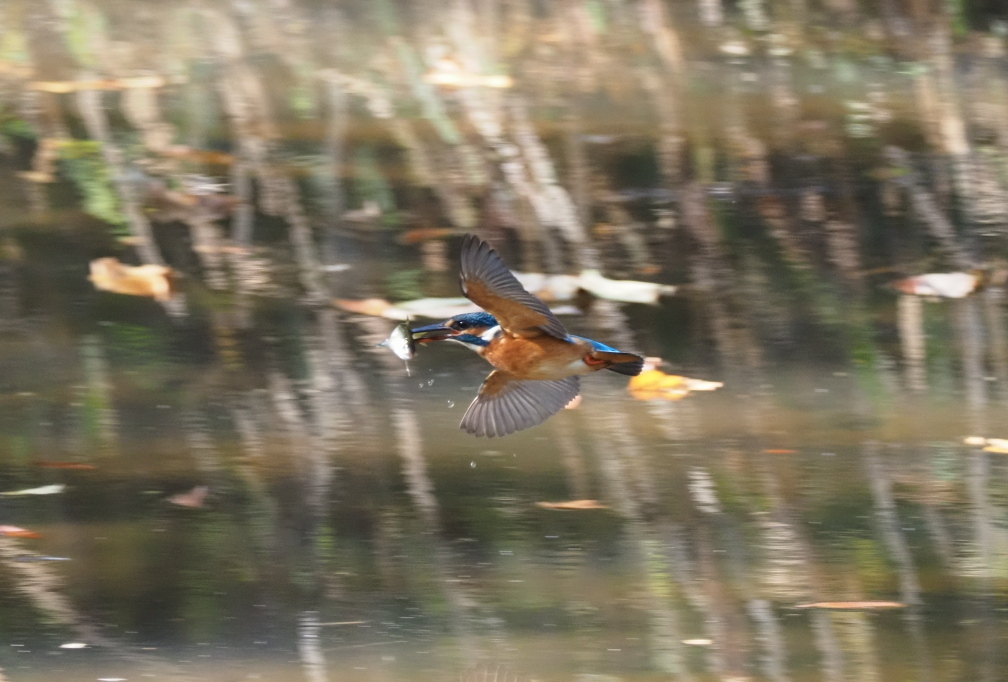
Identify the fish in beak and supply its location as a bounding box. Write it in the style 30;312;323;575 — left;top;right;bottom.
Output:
410;321;454;343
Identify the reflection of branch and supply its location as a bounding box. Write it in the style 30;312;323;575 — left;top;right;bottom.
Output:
862;442;932;680
0;539;186;679
75;88;164;267
885;147;975;271
897;295;927;393
298;611;329;682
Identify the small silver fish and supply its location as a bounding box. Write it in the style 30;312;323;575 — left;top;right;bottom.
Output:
378;319;417;374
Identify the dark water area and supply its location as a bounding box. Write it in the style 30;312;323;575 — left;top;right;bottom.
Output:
2;1;1008;681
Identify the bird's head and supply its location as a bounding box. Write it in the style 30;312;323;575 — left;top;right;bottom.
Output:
411;311;499;351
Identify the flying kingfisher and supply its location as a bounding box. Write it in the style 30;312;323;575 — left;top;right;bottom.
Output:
412;234;644;437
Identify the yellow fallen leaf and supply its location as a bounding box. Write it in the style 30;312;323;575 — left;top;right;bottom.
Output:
628;368;723;401
89;258;175;302
963;436;1008;453
535;499;608;510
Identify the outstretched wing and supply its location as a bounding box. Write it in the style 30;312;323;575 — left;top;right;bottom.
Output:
459;234;569;340
460;370;580;438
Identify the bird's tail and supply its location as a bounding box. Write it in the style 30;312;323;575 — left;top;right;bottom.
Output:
589;351;645;376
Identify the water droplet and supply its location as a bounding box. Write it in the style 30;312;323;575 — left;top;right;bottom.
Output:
427;379;434;386
447;400;455;408
470;461;476;469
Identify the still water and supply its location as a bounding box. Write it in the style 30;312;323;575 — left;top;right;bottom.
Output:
2;0;1008;680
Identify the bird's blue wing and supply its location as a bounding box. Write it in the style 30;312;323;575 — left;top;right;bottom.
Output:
460;371;579;437
570;335;621;353
459;234;569;340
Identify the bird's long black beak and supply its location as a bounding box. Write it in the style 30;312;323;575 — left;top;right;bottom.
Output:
410;322;453;342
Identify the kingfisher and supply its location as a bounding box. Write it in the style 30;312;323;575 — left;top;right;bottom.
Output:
412;234;644;437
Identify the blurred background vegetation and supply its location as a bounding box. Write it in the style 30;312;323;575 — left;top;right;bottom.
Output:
0;0;1008;680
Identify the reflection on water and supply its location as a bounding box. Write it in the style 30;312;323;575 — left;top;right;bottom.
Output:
1;0;1008;680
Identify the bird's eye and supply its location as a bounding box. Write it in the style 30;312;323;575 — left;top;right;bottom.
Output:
456;320;470;329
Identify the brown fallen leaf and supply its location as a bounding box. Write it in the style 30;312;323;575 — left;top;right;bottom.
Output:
160;146;235;165
396;228;456;245
89;257;175;302
763;449;797;455
32;462;97;471
167;486;209;508
0;525;42;539
535;499;608;510
793;601;904;610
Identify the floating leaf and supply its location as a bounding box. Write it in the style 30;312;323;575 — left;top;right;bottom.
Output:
30;75;177;93
423;69;513;89
334;298;393;317
0;525;42;538
891;272;978;298
89;258;175;302
32;462;96;471
167;485;208;508
763;449;797;455
397;228;457;245
793;601;904;610
628;363;723;401
535;499;608;510
577;269;678;304
512;270;677;304
0;484;66;496
513;272;582;302
964;436;1008;453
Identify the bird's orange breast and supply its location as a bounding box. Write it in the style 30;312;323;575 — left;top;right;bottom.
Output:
483;334;590;380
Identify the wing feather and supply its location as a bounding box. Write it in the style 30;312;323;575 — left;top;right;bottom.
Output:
460;371;580;438
460;234;569;340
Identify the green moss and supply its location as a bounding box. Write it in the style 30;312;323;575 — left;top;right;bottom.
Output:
58;140;126;229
